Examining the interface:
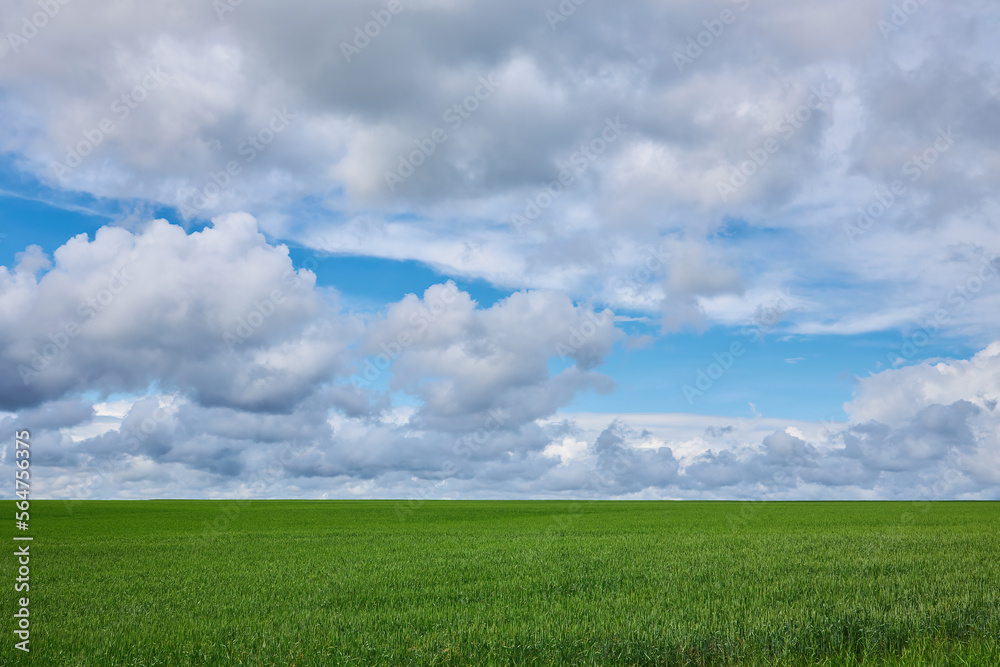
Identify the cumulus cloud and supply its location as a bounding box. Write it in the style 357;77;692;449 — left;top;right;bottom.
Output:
2;0;998;335
0;213;357;411
844;342;1000;425
362;283;618;431
4;305;997;499
0;217;636;497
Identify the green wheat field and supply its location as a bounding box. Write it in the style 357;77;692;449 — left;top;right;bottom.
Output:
4;500;999;666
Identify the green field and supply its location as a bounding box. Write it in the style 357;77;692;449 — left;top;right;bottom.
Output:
5;500;999;666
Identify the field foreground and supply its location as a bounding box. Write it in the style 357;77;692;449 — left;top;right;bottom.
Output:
5;500;1000;666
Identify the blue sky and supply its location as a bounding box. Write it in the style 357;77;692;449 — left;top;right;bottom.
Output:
4;175;973;425
1;167;977;423
1;0;999;500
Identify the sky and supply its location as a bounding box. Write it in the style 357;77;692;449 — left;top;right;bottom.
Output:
1;0;998;500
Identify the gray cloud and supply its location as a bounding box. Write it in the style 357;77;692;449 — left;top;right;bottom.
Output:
5;342;997;501
3;0;998;335
0;214;358;411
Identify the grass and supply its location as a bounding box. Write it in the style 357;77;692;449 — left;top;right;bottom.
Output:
4;500;999;665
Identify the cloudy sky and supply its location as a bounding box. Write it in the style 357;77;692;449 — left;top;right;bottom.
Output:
1;0;998;500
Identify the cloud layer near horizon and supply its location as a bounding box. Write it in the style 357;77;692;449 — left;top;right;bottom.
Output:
2;218;997;500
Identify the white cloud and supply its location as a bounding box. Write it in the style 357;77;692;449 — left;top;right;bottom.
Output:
845;342;1000;426
0;214;361;412
3;332;997;500
1;0;998;335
